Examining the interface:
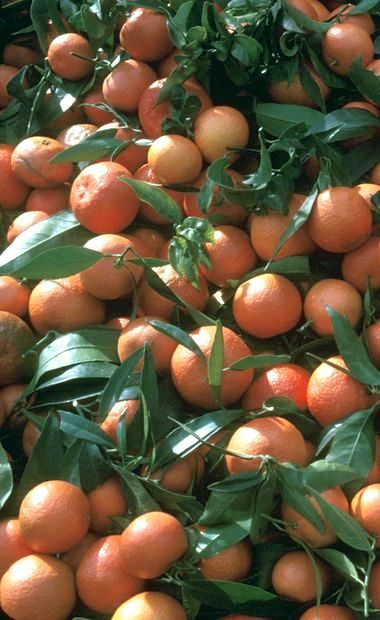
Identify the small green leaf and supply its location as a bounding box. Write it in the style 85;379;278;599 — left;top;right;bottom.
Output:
98;349;144;421
0;442;13;510
227;354;291;371
50;137;123;163
207;320;224;406
113;466;160;516
7;246;102;279
148;319;205;360
349;57;380;106
315;548;363;584
120;177;183;224
256;103;324;137
58;410;115;448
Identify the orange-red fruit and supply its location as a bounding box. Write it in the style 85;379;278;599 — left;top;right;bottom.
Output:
194;105;249;163
369;561;380;608
171;325;254;410
100;399;139;444
303;278;363;336
0;64;19;108
322;22;374;75
350;483;380;536
134;163;184;225
0;276;30;317
0;143;30;209
233;273;302;338
11;137;73;188
366;322;380;368
225;416;307;475
70;162;140;233
271;550;330;602
328;4;375;33
341;237;380;292
25;186;70;214
0;518;34;578
307;355;370;426
242;363;311;411
119;511;188;579
299;605;356;619
98;122;148;173
111;591;187;620
267;66;330;108
307;187;372;253
119;8;173;62
47;33;94;81
6;210;48;244
102;60;157;113
76;535;145;614
82;86;115;125
148;134;203;184
87;477;127;535
199;537;252;581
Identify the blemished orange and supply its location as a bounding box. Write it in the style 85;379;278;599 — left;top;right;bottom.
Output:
199;536;252;581
282;486;349;547
47;33;94;81
193;105;249;163
368;561;380;608
307;186;372;253
97;122;148;173
70;161;140;233
82;86;115;125
271;550;330;602
76;534;145;614
0;143;30;209
28;274;106;335
0;311;35;386
56;122;97;147
225;416;307;475
102;59;157;113
249;193;316;260
350;483;380;537
100;399;139;444
0;519;34;578
0;554;76;620
137;263;209;320
138;77;212;139
148;134;203;184
3;42;40;68
299;605;356;619
341;237;380;293
233;273;302;338
25;186;70;214
353;182;380;209
79;233;150;299
322;23;374;75
307;355;370;427
148;452;205;493
134;163;184;225
11;136;73;188
0;276;30;317
61;532;99;572
366;322;380;368
87;477;127;535
117;315;177;375
6;210;49;244
242;363;311;411
200;224;258;287
171;324;254;410
328;4;375;34
111;591;187;620
19;480;90;553
0;64;19;109
119;511;188;579
119;8;173;62
267;66;330;107
303;278;363;336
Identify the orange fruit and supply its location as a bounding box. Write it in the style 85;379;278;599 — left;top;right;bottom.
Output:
365;435;380;484
19;480;90;553
368;561;380;608
307;186;372;253
0;383;26;417
0;311;35;386
131;226;166;253
137;263;209;320
148;134;203;184
242;363;311;411
47;33;94;81
341;237;380;292
299;605;356;619
200;224;257;287
353;182;380;209
87;477;127;535
117;315;177;375
0;518;34;578
233;273;302;338
25;186;70;214
271;550;330;602
134;163;184;225
97;122;148;173
308;0;330;19
28;274;106;335
303;278;363;336
3;42;40;68
370;161;380;185
70;161;140;233
328;4;375;34
147;452;205;493
119;511;187;579
47;100;86;130
102;60;157;113
225;416;307;475
341;101;379;149
82;86;115;125
79;233;150;299
307;355;370;426
56;122;97;147
322;22;374;75
119;8;173;62
0;143;30;209
366;322;380;368
249;193;316;260
100;399;139;444
61;531;99;572
350;483;380;537
138;77;212;139
171;324;254;410
6;210;49;244
11;136;73;188
76;534;145;613
282;486;349;547
267;66;330;107
198;535;252;581
194;105;249;163
105;316;131;330
157;48;184;77
0;64;19;109
111;591;187;620
183;168;248;225
287;0;319;18
0;554;76;620
0;276;30;317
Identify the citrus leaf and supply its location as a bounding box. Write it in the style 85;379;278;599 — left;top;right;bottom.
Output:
256;103;324;137
50;137;123;163
98;348;144;421
227;353;291;371
349;57;380;106
208;320;224;406
148;319;205;360
113;466;160;515
193;522;248;559
120;177;183;224
315;548;363;584
58;410;115;448
7;246;102;279
0;442;13;510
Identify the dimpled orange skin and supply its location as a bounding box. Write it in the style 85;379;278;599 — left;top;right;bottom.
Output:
193;105;250;163
350;483;380;536
119;8;173;62
199;537;253;581
170;325;254;410
87;477;127;535
303;278;363;336
233;273;303;339
47;33;94;81
102;60;157;113
111;591;187;620
70;162;140;234
19;480;90;554
225;416;307;475
147;134;203;185
271;551;330;603
242;363;311;411
11;137;73;188
341;237;380;293
0;144;30;210
322;22;374;76
119;511;188;579
0;519;34;578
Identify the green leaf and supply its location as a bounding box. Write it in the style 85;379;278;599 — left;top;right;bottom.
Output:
143;479;203;523
327;307;380;385
283;0;330;32
349;57;380;106
278;472;326;533
315;548;363;584
31;0;65;53
113;466;160;516
208;320;224;406
301;460;363;491
98;349;144;421
58;410;115;448
307;109;380;143
193;522;248;559
6;246;102;280
50;137;123;163
227;353;291;371
300;64;326;111
256;103;324;137
148;319;205;360
230;35;262;67
35;362;116;390
244;131;272;190
0;442;13;510
120;177;183;224
342;138;380;183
